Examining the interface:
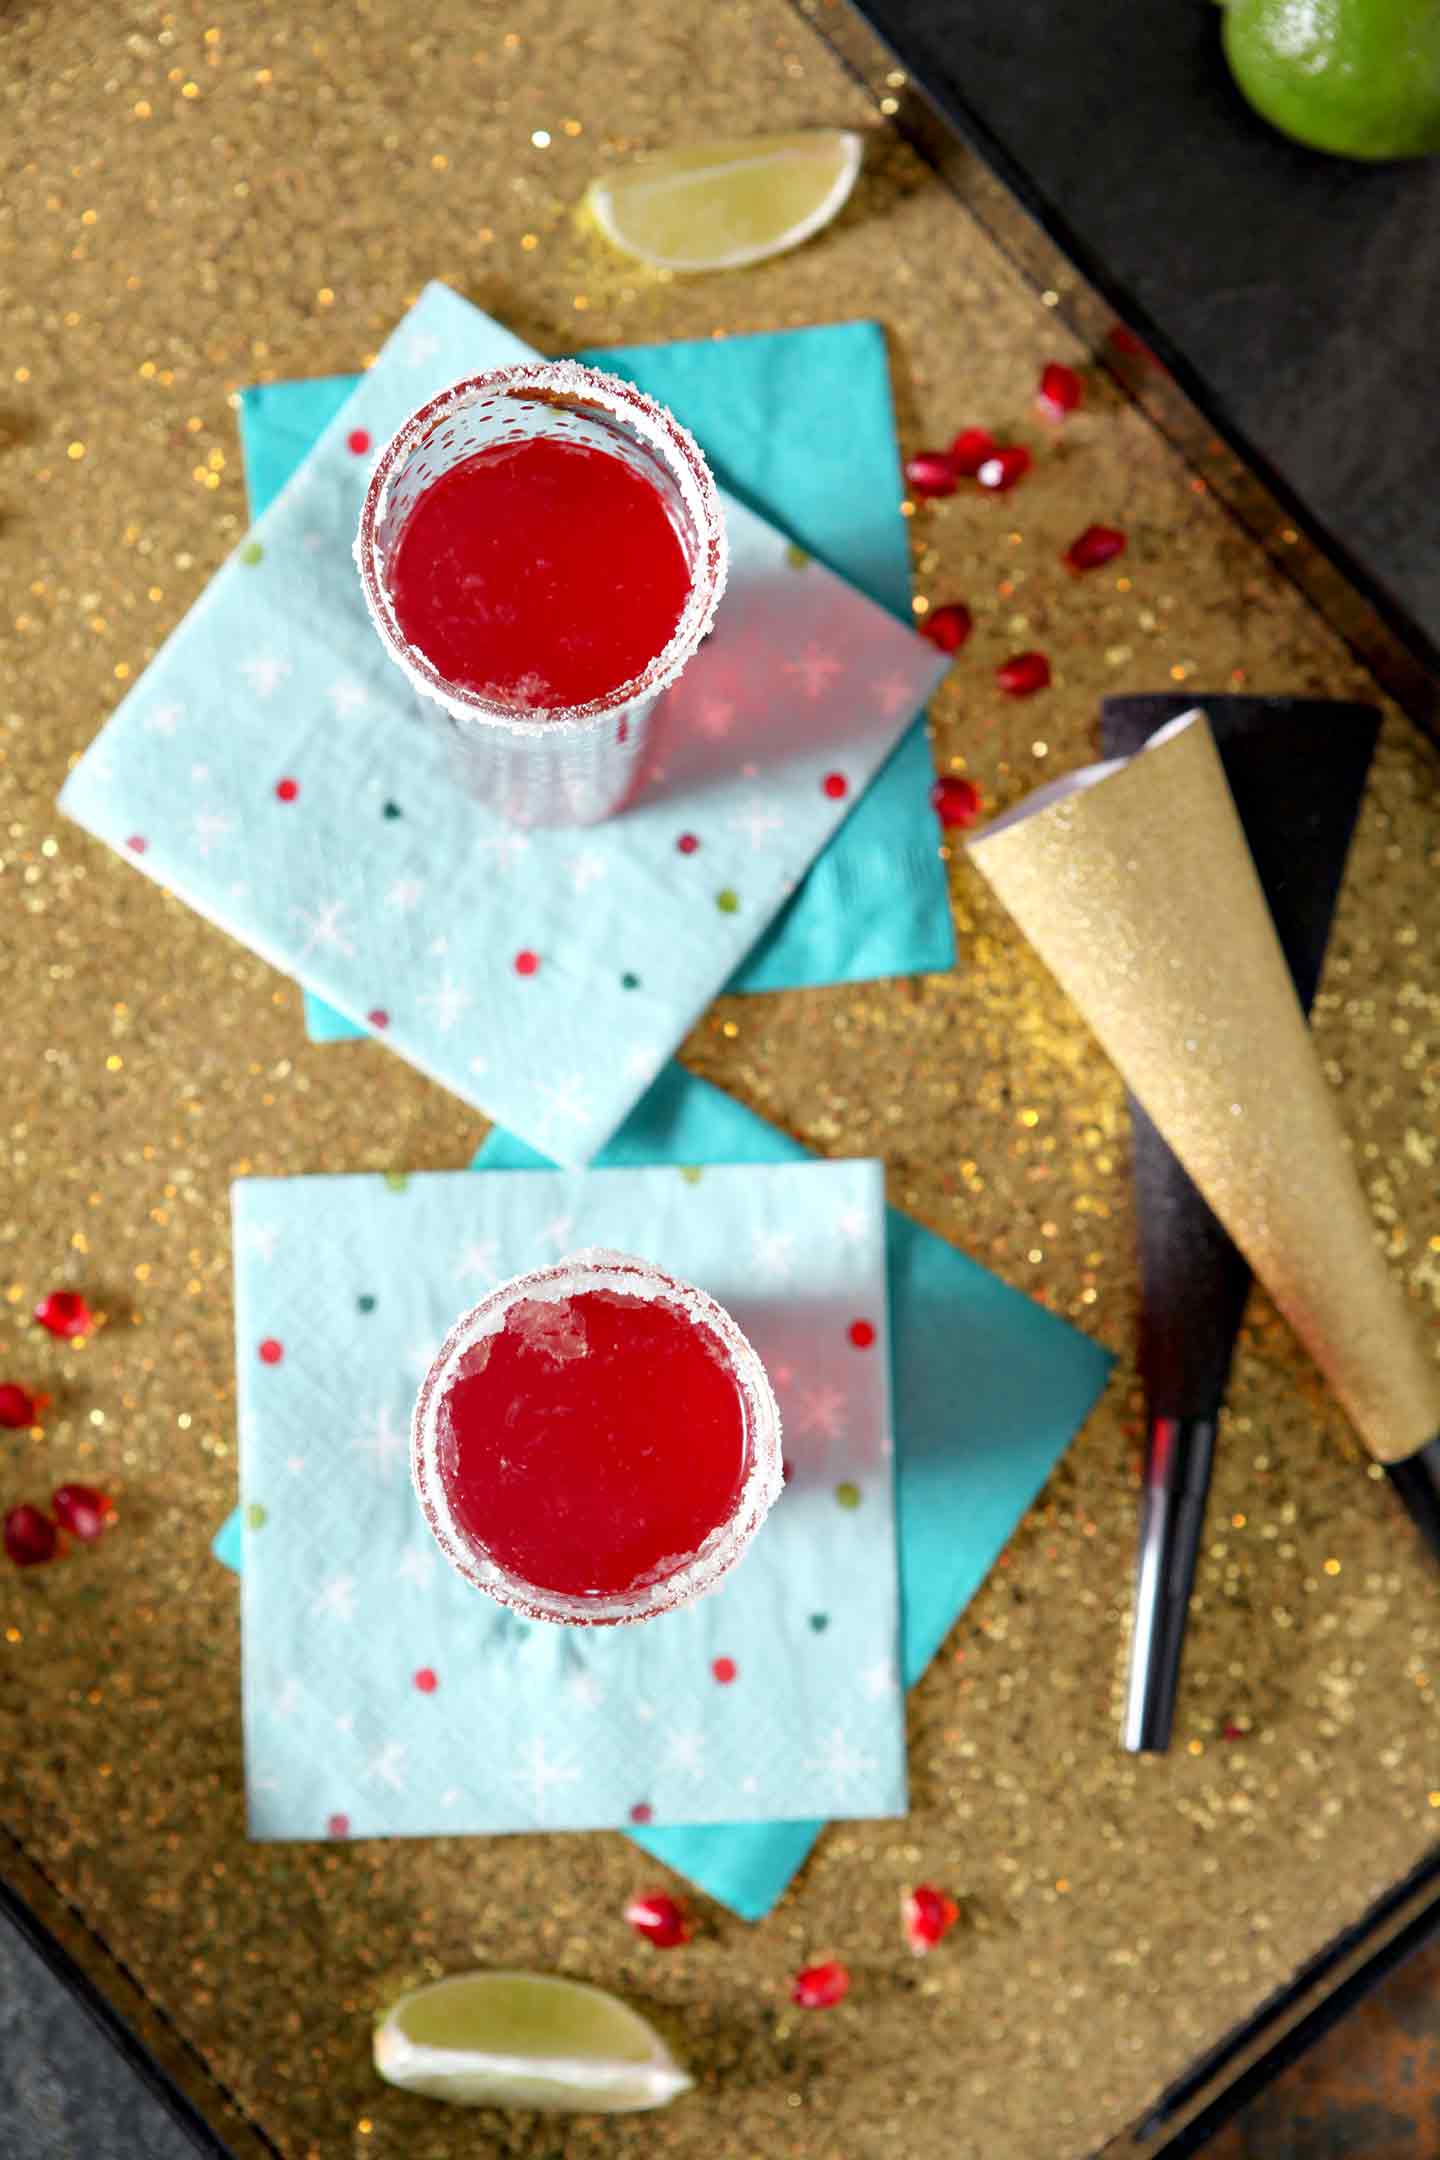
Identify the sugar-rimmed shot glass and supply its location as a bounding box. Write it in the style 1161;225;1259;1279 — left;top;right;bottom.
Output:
355;361;727;828
411;1249;783;1627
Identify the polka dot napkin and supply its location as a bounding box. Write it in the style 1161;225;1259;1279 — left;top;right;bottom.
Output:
58;282;952;1165
231;1157;907;1840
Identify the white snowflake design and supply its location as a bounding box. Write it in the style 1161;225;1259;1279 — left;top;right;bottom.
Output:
352;1404;407;1475
872;674;915;719
325;679;371;716
567;849;607;895
513;1735;580;1821
794;1385;847;1441
143;702;185;737
695;697;735;739
239;654;292;699
536;1073;594;1136
660;1730;706;1782
294;898;356;959
191;809;234;858
783;644;844;700
729;801;785;852
384;877;424;913
311;1574;357;1622
363;1741;409;1793
457;1238;501;1284
750;1227;797;1282
804;1727;879;1796
394;1546;437;1589
418;973;472;1035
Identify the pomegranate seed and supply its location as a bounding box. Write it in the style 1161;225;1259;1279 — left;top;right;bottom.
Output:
51;1484;114;1542
1064;523;1127;572
628;1801;654;1825
711;1656;738;1685
821;772;848;801
513;950;540;977
4;1505;58;1568
977;445;1032;493
902;1885;961;1954
624;1892;692;1949
791;1960;850;2009
930;775;982;830
326;1813;350;1838
921;602;972;655
903;451;958;499
848;1319;876;1349
33;1291;94;1340
996;651;1051;697
346;428;371;455
949;427;996;476
1037;362;1082;418
0;1384;39;1430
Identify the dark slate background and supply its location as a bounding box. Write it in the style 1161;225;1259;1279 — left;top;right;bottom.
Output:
851;0;1440;665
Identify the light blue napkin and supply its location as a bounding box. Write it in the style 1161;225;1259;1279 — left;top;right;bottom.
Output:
217;1066;1113;1917
60;284;950;1165
237;319;954;1043
233;1157;907;1840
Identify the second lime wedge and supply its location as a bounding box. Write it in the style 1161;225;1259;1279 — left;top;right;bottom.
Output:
373;1969;693;2113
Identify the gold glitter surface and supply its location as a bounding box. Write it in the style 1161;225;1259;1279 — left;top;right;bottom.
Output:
970;714;1440;1464
1;3;1438;2157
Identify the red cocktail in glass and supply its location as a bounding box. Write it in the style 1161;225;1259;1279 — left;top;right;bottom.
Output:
411;1251;783;1626
356;362;727;827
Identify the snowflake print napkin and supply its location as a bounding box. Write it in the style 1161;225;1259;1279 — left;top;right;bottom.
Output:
233;1158;907;1839
59;282;952;1165
234;312;955;1043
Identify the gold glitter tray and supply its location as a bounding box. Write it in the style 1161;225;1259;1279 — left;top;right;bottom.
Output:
2;4;1436;2157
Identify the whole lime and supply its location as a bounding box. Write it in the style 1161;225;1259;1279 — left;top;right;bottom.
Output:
1220;0;1440;160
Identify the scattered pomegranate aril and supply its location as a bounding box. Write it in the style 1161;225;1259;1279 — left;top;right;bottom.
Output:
0;1384;39;1430
903;1885;961;1955
624;1892;692;1949
33;1290;94;1340
996;651;1051;697
51;1484;115;1542
930;775;982;831
976;445;1032;493
903;451;959;500
921;602;973;655
5;1505;58;1568
791;1960;850;2009
1064;523;1127;572
1037;362;1082;418
949;427;996;476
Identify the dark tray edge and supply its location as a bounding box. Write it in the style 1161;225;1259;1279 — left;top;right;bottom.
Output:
794;0;1440;756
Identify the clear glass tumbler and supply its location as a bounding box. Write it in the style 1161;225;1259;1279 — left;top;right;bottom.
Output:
355;361;727;828
411;1250;783;1627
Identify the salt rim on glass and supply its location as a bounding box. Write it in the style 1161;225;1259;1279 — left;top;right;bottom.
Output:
353;359;728;739
411;1247;784;1627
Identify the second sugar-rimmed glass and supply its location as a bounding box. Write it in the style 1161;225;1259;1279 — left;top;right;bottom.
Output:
411;1250;783;1627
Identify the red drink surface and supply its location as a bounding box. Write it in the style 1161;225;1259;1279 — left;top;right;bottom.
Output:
387;436;691;710
436;1287;749;1598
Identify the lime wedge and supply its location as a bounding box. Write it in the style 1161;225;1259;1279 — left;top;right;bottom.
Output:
372;1970;693;2113
585;130;863;272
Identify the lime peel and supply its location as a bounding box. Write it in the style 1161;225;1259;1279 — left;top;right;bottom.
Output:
373;1969;694;2114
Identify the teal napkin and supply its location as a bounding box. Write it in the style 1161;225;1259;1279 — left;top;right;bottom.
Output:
216;1066;1112;1918
237;318;954;1044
